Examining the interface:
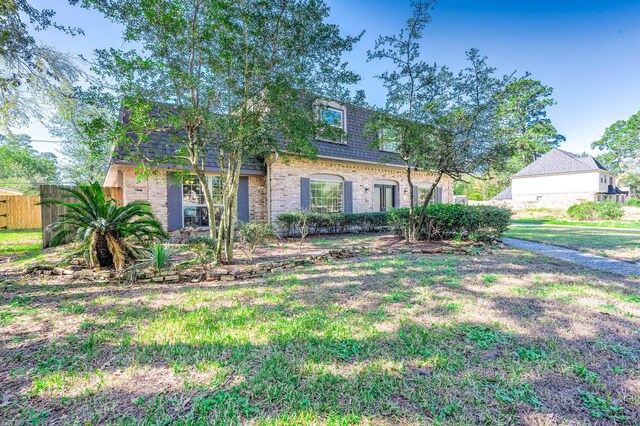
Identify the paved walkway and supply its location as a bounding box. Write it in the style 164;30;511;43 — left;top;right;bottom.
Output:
502;237;640;277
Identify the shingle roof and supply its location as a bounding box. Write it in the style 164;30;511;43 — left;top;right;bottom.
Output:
492;186;512;200
111;101;409;173
513;149;608;178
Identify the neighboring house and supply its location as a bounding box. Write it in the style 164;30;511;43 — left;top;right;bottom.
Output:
0;187;24;196
492;148;628;209
104;101;453;231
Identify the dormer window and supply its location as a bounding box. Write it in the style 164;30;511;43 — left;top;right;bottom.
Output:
380;128;400;153
316;100;347;144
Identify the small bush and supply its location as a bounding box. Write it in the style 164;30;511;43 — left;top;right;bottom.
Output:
186;236;217;268
389;204;511;241
150;243;170;271
236;222;278;263
567;201;623;221
627;198;640;207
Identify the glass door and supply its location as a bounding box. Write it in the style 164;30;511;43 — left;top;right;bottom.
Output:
374;184;396;212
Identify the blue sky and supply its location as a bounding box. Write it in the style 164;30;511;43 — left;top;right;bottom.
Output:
18;0;640;158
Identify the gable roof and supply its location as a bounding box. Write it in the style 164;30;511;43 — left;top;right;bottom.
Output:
513;149;608;178
492;186;512;200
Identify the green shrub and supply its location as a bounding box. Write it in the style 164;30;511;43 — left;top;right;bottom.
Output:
627;198;640;207
236;222;279;263
275;211;389;236
186;236;217;268
389;204;511;241
567;201;623;221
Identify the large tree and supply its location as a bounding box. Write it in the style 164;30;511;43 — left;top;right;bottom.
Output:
77;0;361;263
367;0;511;240
48;87;116;183
494;78;565;169
0;0;82;131
0;134;59;193
592;111;640;198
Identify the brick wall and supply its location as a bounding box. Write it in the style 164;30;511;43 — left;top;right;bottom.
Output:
268;155;453;222
118;166;268;229
249;175;267;222
121;167;169;229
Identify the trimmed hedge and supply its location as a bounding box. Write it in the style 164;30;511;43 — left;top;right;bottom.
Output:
276;212;388;237
389;204;511;241
276;205;510;241
627;198;640;207
567;201;623;221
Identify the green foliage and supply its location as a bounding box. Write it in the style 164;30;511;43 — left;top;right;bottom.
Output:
626;198;640;207
149;243;171;271
186;236;217;269
0;0;82;130
82;0;362;263
48;88;116;183
494;78;565;169
0;134;59;194
591;111;640;174
42;182;167;269
578;390;626;420
567;201;623;221
389;205;512;241
276;212;389;237
236;222;278;263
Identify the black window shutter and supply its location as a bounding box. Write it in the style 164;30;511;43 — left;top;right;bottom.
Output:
393;185;400;208
166;172;183;231
300;177;310;210
344;181;353;213
436;186;443;204
412;186;419;206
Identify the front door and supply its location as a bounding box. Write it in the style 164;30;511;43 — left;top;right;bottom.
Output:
374;184;396;212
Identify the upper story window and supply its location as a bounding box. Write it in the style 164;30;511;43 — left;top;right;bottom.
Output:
316;100;346;144
379;128;400;152
310;174;344;213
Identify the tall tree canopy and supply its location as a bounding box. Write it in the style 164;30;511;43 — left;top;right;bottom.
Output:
0;0;82;131
592;111;640;198
366;0;512;240
494;78;565;169
76;0;362;262
0;134;59;193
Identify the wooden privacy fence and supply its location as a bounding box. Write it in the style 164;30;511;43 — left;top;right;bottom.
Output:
40;185;123;248
0;195;42;230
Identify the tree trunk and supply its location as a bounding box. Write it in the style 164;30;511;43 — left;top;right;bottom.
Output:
216;150;242;264
94;232;114;268
415;172;444;239
406;164;416;242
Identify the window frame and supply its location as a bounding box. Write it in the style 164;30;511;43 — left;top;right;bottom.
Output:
315;100;347;144
309;175;345;214
379;128;400;153
416;184;440;205
181;175;223;229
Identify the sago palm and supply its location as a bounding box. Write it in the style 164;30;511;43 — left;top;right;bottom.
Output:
43;182;168;269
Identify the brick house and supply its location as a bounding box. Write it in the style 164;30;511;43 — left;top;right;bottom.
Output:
492;148;628;209
103;100;453;231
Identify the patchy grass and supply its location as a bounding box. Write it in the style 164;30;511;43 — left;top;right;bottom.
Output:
0;230;41;257
512;218;640;229
506;225;640;263
1;236;639;424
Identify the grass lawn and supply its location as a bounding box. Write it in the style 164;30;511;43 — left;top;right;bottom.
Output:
506;225;640;264
512;218;640;229
1;234;639;424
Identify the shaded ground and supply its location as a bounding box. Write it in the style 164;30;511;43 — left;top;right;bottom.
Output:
506;225;640;264
1;233;639;424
